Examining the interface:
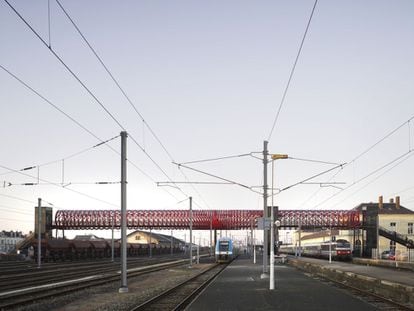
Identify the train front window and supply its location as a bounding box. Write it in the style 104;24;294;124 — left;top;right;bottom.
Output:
219;242;229;251
337;241;350;248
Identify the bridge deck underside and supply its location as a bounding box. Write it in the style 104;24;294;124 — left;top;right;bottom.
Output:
53;210;361;230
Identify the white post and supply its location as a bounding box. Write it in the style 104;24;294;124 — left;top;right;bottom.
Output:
189;197;193;268
329;223;332;264
171;229;173;256
270;160;275;290
149;228;152;258
262;140;269;276
111;213;114;262
298;219;302;257
37;198;41;269
197;235;200;264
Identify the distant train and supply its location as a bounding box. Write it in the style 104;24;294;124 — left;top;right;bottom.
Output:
215;237;236;263
23;238;185;262
279;239;352;261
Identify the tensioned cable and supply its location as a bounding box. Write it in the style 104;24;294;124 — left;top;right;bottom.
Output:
54;0;176;162
4;0;126;131
0;193;37;204
350;116;414;164
53;0;212;208
0;164;120;207
311;150;413;209
0;192;57;209
279;163;345;193
388;185;414;198
179;153;252;165
3;217;32;223
5;2;189;202
174;163;262;195
288;157;341;166
0;65;179;201
0;64;106;142
1;205;33;216
267;0;318;141
7;1;234;209
0;135;119;178
330;151;414;208
297;115;414;208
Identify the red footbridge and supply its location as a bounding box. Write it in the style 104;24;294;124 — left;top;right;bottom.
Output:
53;209;361;230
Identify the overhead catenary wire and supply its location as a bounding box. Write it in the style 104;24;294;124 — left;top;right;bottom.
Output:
330;151;414;208
0;164;120;208
0;65;180;202
298;115;414;209
0;193;37;205
287;157;342;166
174;162;262;195
267;0;318;141
4;0;126;131
53;0;213;209
0;135;120;178
54;0;176;163
311;150;413;209
5;2;195;205
179;153;253;165
0;193;57;209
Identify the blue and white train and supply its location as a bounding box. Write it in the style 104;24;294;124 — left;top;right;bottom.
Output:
215;237;236;263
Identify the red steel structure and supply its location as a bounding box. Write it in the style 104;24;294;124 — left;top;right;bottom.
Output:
53;209;361;230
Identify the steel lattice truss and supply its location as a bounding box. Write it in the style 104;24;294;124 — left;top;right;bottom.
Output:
53;209;361;230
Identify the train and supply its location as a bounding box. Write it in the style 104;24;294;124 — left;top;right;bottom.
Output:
279;239;352;261
21;238;185;262
215;237;236;263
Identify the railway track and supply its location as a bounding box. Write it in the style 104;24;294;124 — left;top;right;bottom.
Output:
0;254;192;292
0;258;191;310
130;261;230;311
310;273;413;310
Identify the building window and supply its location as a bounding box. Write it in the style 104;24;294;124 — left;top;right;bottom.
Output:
390;222;396;230
409;223;413;235
135;236;141;240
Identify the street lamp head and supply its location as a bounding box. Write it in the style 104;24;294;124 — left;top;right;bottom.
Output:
271;154;288;160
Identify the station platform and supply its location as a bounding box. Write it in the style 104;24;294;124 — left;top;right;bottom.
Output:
290;256;414;287
187;255;379;311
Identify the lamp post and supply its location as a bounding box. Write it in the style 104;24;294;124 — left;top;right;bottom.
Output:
270;153;288;290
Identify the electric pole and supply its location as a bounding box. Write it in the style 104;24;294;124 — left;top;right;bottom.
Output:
119;131;128;293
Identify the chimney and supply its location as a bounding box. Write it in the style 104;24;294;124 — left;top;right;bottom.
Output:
396;196;400;209
389;198;394;204
378;196;383;209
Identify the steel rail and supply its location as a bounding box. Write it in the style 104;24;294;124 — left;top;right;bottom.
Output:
130;260;232;311
0;260;189;310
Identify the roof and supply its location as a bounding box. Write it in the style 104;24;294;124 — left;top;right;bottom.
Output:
353;203;414;215
74;234;105;241
127;230;185;244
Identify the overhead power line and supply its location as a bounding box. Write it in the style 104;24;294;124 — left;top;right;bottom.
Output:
53;0;213;209
4;0;125;131
0;135;119;178
298;115;414;208
54;0;176;163
174;162;262;195
267;0;318;141
0;164;120;208
0;64;179;202
179;153;252;165
5;1;192;203
330;151;414;208
312;150;413;209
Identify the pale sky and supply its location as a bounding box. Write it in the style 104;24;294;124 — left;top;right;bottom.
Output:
1;1;413;241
